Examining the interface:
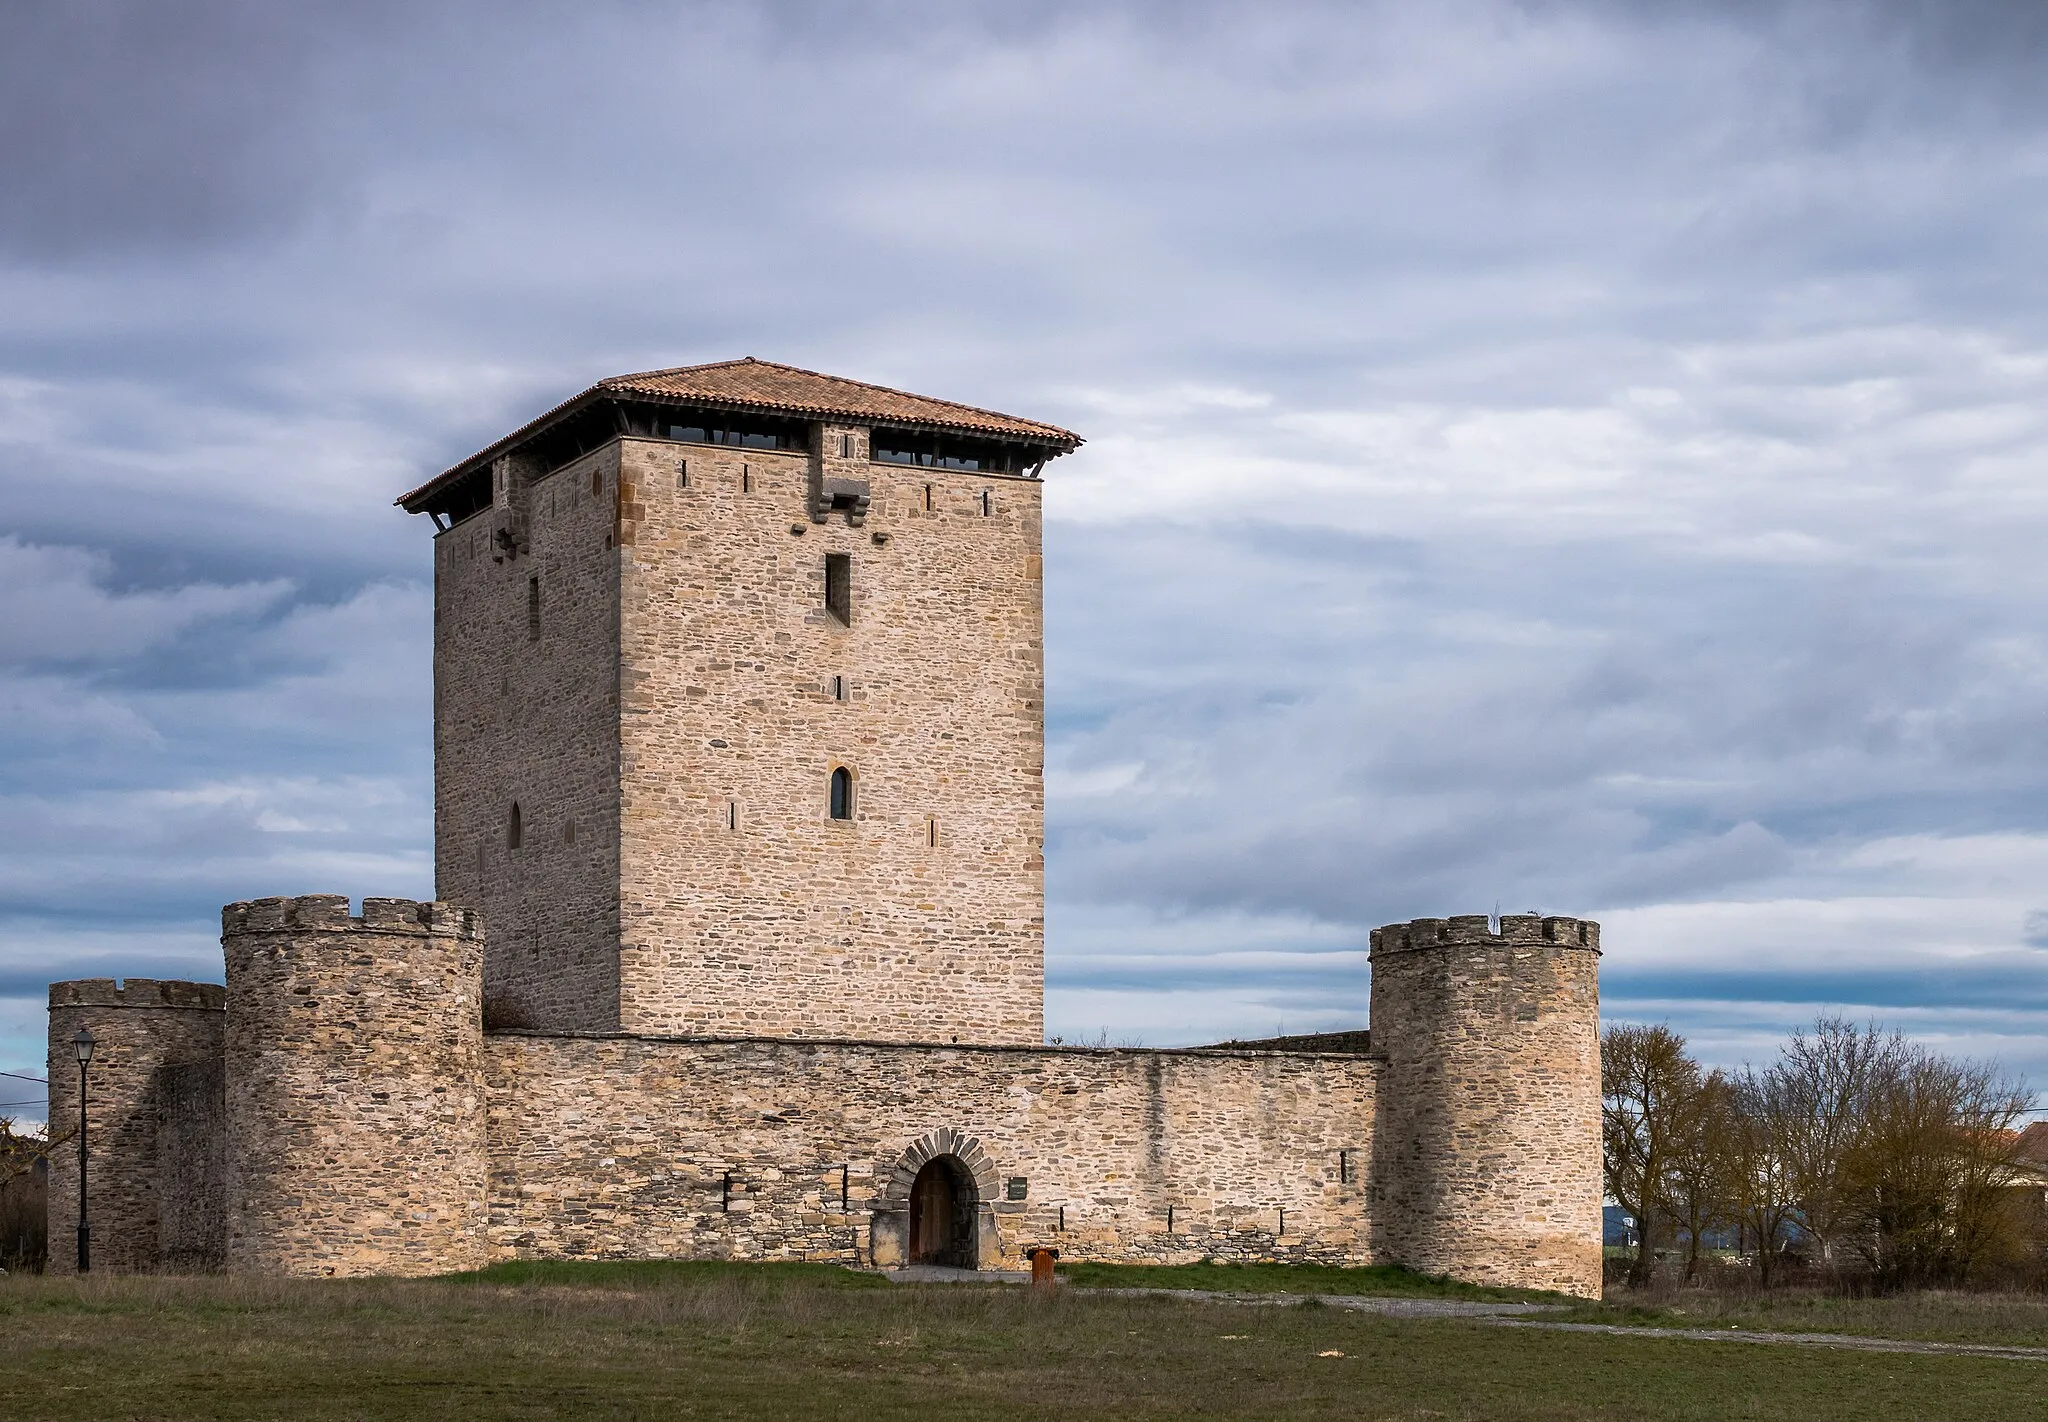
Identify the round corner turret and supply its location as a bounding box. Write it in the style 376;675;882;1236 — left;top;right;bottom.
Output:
1366;912;1602;1297
222;894;489;1277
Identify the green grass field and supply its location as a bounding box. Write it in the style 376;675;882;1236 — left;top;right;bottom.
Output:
1564;1285;2048;1350
1047;1258;1565;1301
2;1262;2042;1420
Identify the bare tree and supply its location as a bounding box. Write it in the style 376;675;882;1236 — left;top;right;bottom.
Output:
1842;1048;2033;1289
0;1117;58;1272
1719;1067;1802;1289
1664;1069;1735;1282
1602;1023;1702;1287
1771;1015;1904;1265
0;1116;63;1189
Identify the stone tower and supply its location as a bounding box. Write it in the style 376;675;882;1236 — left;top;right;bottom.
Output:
397;359;1081;1043
1366;914;1603;1296
44;979;226;1275
222;895;487;1277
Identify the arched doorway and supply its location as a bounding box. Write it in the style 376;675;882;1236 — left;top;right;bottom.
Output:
908;1155;978;1267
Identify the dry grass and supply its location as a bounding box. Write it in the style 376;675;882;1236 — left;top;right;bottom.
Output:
1050;1259;1565;1301
0;1262;2042;1419
1573;1276;2048;1348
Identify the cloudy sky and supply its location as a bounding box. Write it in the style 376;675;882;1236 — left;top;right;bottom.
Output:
5;0;2048;1122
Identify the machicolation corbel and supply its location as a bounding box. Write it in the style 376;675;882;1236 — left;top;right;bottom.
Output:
810;475;871;527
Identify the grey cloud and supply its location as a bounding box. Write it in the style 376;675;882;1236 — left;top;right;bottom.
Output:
1047;520;2048;929
0;1;389;257
4;0;2048;1070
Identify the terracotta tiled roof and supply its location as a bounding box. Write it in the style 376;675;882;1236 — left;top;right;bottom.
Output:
2018;1121;2048;1167
398;358;1081;511
599;358;1081;444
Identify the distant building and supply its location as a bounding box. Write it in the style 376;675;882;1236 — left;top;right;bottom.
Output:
46;359;1604;1294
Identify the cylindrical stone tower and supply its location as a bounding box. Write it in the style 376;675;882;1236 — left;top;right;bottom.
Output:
45;979;226;1274
1366;913;1602;1297
222;894;488;1277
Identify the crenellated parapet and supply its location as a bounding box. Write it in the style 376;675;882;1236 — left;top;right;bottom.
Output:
222;894;480;939
1366;911;1603;1297
222;894;488;1277
1369;914;1599;954
49;978;226;1012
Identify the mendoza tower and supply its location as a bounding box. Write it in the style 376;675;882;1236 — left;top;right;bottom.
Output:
397;358;1080;1042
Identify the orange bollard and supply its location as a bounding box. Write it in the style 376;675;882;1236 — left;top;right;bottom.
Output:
1027;1245;1058;1295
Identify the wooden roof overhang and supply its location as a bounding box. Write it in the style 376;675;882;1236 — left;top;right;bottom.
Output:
396;357;1082;519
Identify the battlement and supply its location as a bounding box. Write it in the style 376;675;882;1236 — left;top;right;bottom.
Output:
1369;914;1599;956
222;895;482;940
47;978;225;1011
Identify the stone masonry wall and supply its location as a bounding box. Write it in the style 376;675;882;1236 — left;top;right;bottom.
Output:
486;1034;1374;1267
44;979;225;1274
156;1058;226;1270
1366;914;1603;1297
609;433;1044;1044
222;896;489;1277
435;445;622;1031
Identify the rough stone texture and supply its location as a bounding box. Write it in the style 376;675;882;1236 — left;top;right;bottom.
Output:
1366;914;1603;1297
435;445;623;1032
431;427;1045;1045
222;896;489;1277
156;1059;226;1271
45;903;1605;1294
611;432;1044;1043
485;1034;1374;1268
43;978;225;1275
45;373;1610;1298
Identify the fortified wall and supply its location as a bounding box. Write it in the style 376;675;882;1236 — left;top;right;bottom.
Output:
48;899;1600;1293
44;359;1606;1295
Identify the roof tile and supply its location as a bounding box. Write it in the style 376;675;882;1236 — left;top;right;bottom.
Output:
398;357;1080;511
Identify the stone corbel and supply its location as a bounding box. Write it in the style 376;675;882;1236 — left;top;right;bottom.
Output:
810;475;872;527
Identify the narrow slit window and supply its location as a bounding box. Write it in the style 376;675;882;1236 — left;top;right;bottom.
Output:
527;576;541;639
508;802;523;850
832;674;846;701
677;460;689;489
926;816;938;848
923;483;933;512
981;489;991;516
727;799;738;831
824;553;851;625
590;468;602;495
829;767;854;821
742;463;752;493
839;433;852;458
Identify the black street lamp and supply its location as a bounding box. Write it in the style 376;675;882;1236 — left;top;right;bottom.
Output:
73;1026;94;1273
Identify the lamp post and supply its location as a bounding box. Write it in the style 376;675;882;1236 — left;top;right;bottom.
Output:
73;1026;94;1273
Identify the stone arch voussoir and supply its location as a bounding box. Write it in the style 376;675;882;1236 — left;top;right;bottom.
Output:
879;1127;1000;1208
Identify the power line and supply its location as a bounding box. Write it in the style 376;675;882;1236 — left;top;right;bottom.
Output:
0;1070;48;1085
0;1098;50;1109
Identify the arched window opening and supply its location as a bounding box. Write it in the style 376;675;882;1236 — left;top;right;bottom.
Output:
508;802;523;850
829;767;854;821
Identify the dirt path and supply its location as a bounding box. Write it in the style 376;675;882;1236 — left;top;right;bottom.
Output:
1480;1316;2048;1361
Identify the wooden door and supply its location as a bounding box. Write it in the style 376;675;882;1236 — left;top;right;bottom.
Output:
909;1160;956;1264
